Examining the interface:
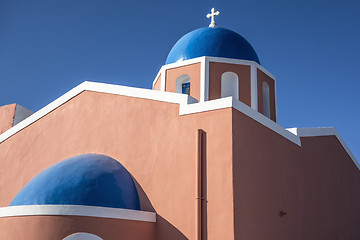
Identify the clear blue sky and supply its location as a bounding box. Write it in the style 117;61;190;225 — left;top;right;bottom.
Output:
1;0;359;161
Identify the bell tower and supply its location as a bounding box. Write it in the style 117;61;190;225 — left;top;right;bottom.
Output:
153;8;277;122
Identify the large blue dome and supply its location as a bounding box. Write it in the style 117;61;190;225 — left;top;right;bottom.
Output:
10;154;140;210
166;27;260;65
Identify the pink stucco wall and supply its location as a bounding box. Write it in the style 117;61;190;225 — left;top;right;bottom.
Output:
0;91;234;240
232;108;360;239
0;215;155;240
0;90;359;239
0;103;16;134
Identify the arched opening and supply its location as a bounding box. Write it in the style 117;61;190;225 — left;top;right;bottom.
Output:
221;72;239;99
262;81;271;118
64;232;103;240
175;74;191;95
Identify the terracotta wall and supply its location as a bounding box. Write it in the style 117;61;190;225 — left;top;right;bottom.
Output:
0;215;155;240
2;89;358;240
0;91;234;240
232;108;360;240
257;69;276;121
0;103;16;134
209;62;251;106
165;63;201;101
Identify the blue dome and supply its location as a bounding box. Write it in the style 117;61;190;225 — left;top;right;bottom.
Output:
10;154;140;210
166;27;260;65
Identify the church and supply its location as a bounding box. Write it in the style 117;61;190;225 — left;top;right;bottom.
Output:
0;8;360;240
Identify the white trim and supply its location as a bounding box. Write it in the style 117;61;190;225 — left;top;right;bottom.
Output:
162;56;275;81
273;71;278;122
287;127;359;170
0;80;295;147
200;57;206;102
163;56;204;70
250;63;258;110
156;56;276;103
205;58;209;101
0;205;156;222
180;97;301;146
175;74;191;94
0;82;197;143
205;56;276;80
152;66;163;89
161;68;166;91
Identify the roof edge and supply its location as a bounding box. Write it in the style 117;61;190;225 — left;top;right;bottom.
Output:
0;81;197;143
287;127;359;170
0;205;156;222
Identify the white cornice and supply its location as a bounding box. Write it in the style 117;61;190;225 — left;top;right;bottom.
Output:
0;81;357;170
152;56;276;87
0;205;156;222
0;81;197;143
180;97;301;146
288;127;359;170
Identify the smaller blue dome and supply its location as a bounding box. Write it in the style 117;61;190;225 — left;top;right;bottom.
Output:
166;27;260;64
10;154;140;210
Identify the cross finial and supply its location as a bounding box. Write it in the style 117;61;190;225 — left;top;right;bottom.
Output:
206;8;220;28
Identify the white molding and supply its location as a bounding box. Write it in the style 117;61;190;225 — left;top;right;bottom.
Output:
161;68;166;91
205;56;276;80
180;97;301;146
250;63;258;111
0;82;196;143
163;57;204;70
200;57;206;102
205;58;209;101
3;81;356;170
155;56;276;103
287;127;359;170
0;205;156;222
0;80;296;147
273;71;278;122
152;66;163;89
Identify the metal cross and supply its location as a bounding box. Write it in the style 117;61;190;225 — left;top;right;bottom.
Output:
206;8;220;28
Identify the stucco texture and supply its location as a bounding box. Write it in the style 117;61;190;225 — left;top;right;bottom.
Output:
0;215;155;240
232;108;360;240
0;103;16;134
0;91;233;240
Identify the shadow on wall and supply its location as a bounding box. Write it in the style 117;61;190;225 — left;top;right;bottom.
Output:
133;178;155;212
133;179;188;239
155;215;188;240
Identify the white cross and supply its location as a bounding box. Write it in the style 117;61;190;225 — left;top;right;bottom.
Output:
206;8;220;28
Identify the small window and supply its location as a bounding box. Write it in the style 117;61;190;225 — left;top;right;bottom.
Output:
182;82;190;95
63;233;103;240
262;81;271;118
221;72;239;99
176;74;191;95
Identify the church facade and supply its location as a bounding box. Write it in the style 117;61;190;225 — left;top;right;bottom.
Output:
0;9;360;240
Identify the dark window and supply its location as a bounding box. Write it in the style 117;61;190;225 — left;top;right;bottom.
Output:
182;82;190;95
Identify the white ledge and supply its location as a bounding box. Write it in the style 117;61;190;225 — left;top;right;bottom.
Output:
1;81;356;167
152;56;276;87
180;97;301;146
287;127;359;170
0;81;197;143
0;205;156;222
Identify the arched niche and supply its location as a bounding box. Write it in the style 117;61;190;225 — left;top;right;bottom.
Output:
221;72;239;99
63;232;103;240
175;74;191;95
262;81;271;118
